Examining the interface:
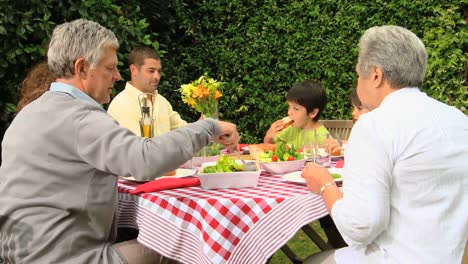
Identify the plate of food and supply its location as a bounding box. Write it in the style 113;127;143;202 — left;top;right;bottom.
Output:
328;167;343;181
256;142;305;175
282;167;343;184
122;168;196;182
248;143;277;160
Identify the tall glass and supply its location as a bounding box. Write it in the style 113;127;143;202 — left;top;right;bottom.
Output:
314;131;332;167
302;128;316;162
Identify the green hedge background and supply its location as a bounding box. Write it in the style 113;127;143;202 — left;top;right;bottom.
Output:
158;0;467;143
0;0;466;146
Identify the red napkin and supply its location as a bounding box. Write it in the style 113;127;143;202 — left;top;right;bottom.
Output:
335;160;344;168
130;177;201;194
238;143;249;150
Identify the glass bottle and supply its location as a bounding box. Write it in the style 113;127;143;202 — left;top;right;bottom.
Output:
140;106;153;138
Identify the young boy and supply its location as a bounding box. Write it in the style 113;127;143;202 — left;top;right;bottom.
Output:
263;80;328;148
263;80;347;248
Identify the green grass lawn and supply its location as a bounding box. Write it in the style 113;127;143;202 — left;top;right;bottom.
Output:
268;221;328;264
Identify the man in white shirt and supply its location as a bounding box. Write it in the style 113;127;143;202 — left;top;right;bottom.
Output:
302;25;468;263
108;47;187;136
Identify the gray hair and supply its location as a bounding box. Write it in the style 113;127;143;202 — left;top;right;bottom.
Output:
358;25;427;88
47;19;119;78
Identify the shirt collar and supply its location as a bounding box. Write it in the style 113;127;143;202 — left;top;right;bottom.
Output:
125;82;158;100
49;82;102;107
379;87;422;108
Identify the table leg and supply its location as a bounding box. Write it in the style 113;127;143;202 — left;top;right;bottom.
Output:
266;244;303;264
301;224;332;251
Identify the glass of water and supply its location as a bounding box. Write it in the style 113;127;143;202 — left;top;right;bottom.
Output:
302;128;315;161
314;131;332;167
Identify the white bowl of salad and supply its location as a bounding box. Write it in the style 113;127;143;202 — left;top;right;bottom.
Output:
197;155;261;190
259;143;306;175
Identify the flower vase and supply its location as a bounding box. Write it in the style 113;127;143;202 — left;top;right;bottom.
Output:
203;102;219;120
193;103;222;167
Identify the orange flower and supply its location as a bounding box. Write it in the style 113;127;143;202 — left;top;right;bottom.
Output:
180;75;224;115
214;90;222;99
194;85;209;98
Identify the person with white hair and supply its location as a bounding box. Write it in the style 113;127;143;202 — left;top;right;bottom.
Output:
0;19;239;263
302;25;468;263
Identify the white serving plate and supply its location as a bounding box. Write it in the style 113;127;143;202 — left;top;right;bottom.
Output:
197;161;260;190
122;168;196;182
282;167;343;184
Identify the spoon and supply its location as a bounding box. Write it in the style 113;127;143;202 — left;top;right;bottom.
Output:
233;151;257;171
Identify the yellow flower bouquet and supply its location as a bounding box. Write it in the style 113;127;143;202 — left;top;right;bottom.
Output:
180;75;223;118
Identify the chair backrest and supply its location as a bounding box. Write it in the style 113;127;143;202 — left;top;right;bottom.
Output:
320;120;354;141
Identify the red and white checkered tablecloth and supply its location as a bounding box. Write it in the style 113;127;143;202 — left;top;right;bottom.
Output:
117;172;328;264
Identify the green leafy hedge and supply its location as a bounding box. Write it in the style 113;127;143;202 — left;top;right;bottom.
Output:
0;0;158;146
1;1;466;146
155;0;467;143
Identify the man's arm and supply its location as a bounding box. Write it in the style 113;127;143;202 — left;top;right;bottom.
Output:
303;119;391;246
77;109;238;181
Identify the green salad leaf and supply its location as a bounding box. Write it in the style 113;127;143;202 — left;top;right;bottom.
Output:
331;173;342;179
201;155;244;173
194;143;224;157
258;142;303;162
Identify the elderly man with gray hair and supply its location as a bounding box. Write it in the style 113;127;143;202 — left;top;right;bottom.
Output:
302;26;468;263
0;19;239;263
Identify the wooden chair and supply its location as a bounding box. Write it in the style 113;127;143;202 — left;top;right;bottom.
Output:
320;120;354;141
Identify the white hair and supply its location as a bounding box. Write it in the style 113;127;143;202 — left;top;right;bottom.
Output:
47;19;119;78
358;25;428;88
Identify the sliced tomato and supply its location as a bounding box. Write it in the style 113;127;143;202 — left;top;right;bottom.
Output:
272;155;278;162
287;156;295;161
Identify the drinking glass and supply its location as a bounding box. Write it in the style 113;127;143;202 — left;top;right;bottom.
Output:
139;119;153;138
314;131;332;167
302;129;316;161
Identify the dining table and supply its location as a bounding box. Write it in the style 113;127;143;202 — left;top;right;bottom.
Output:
117;169;330;264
